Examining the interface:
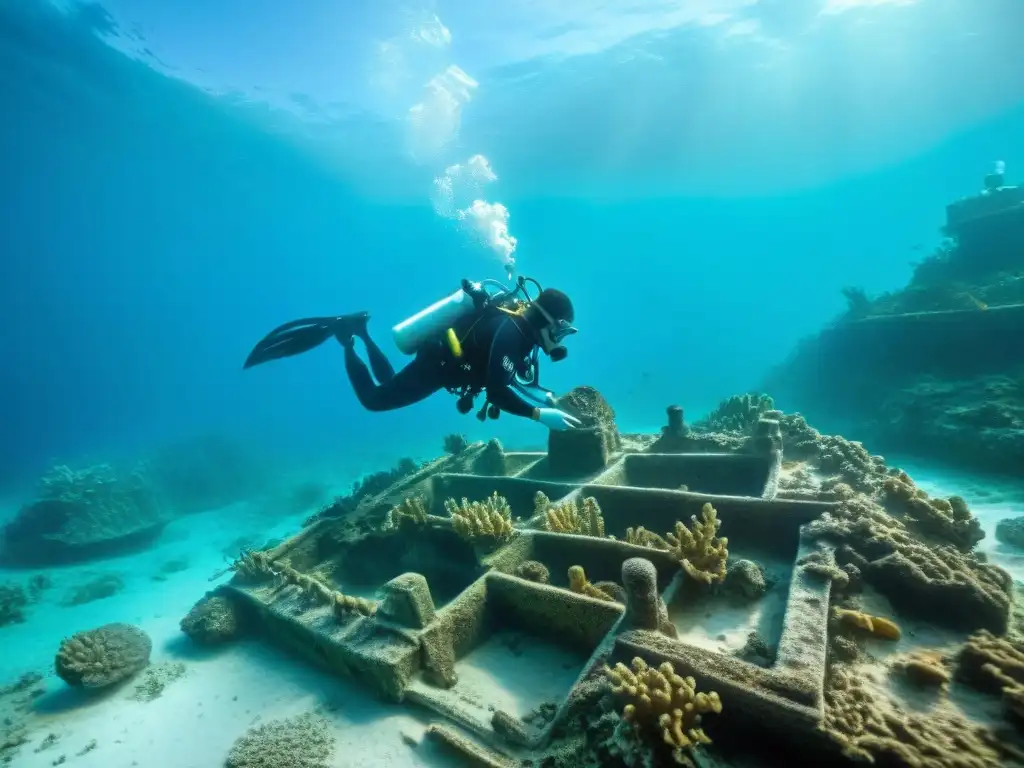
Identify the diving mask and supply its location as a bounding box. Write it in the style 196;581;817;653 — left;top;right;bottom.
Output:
533;302;577;361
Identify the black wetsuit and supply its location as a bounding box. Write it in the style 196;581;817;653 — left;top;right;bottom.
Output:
341;310;550;416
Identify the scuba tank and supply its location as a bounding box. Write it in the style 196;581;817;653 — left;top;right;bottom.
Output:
392;277;522;355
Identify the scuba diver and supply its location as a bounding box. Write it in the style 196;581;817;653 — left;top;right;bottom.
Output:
243;276;584;431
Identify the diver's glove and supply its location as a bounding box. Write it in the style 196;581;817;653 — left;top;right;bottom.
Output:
534;407;582;431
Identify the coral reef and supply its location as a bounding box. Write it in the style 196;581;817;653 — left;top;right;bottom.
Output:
822;661;1015;766
513;560;549;584
0;582;28;627
997;516;1024;550
957;630;1024;725
180;593;243;645
55;623;152;689
445;492;514;545
669;504;729;585
868;372;1024;477
60;573;123;606
617;503;729;585
568;565;614;602
0;672;46;765
1;463;167;565
806;494;1011;633
443;433;469;455
132;662;186;702
603;656;722;766
699;393;776;433
881;471;983;551
224;712;335;768
542;496;605;537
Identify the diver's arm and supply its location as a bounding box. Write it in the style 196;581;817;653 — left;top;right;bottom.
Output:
512;379;555;406
484;320;541;419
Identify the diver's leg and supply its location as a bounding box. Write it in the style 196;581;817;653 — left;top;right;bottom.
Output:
334;313;395;384
341;343;442;412
357;329;396;384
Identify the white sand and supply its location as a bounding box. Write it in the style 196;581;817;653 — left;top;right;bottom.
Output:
0;494;449;768
450;630;584;719
669;550;791;654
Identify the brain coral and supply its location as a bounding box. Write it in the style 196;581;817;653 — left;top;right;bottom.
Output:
55;622;152;688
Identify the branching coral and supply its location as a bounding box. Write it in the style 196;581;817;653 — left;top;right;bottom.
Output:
445;492;514;544
614;504;729;585
603;657;722;765
544;497;605;537
667;504;729;585
384;496;428;531
0;582;28;626
568;565;614;601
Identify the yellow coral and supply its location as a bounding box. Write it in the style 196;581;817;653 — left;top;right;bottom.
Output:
545;497;605;537
623;526;671;549
567;565;614;601
834;608;902;641
273;561;377;620
603;657;721;765
667;503;729;585
384;496;428;532
445;492;514;543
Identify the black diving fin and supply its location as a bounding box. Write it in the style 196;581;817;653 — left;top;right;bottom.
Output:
242;313;367;369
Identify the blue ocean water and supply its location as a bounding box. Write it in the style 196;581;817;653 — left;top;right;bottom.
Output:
1;1;1023;765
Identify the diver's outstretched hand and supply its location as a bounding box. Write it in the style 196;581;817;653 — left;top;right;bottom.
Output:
536;407;581;431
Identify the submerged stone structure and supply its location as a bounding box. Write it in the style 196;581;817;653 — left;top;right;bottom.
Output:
185;388;1021;767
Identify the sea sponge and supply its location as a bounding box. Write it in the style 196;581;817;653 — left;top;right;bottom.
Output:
892;651;950;688
833;608;902;641
568;565;614;602
445;492;514;544
544;497;605;537
722;559;767;599
514;560;550;584
55;623;151;689
180;593;242;645
225;712;335;768
622;526;671;550
603;656;722;765
666;503;729;585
